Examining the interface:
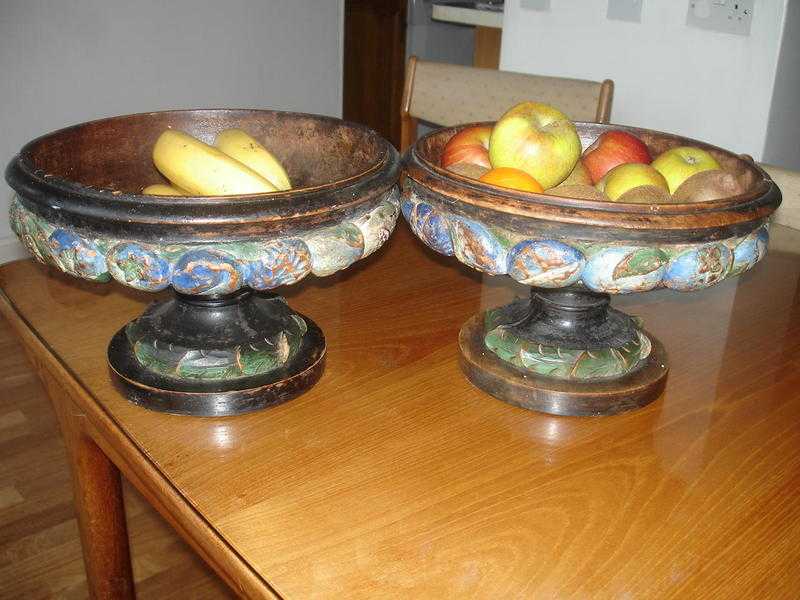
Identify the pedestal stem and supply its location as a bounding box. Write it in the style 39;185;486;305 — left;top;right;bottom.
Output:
508;288;639;350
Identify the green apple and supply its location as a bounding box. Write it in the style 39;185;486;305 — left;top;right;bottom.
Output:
489;102;581;189
651;146;720;193
596;163;669;201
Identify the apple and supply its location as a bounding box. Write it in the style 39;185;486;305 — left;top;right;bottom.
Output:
651;146;720;193
582;130;651;183
479;167;543;193
441;125;492;170
596;163;669;201
488;102;581;189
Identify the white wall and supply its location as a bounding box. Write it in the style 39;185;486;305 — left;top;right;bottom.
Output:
500;0;787;159
0;0;344;262
762;0;800;169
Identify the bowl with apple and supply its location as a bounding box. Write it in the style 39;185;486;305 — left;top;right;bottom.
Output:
401;102;781;416
6;109;400;416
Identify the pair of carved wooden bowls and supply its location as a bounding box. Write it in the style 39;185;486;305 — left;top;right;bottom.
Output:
6;110;780;417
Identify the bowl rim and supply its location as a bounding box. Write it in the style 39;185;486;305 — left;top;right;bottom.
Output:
5;108;400;238
404;121;780;232
9;107;391;205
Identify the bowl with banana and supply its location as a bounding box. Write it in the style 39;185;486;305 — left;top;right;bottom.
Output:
5;109;400;416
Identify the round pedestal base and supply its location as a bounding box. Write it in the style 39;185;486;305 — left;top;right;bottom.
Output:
459;312;668;417
107;291;325;416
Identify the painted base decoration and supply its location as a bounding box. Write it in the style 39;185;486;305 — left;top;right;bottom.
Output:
126;296;307;382
107;290;326;417
484;308;652;380
459;312;669;417
457;288;668;415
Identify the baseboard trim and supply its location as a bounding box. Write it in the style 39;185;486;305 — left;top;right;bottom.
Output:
0;235;27;264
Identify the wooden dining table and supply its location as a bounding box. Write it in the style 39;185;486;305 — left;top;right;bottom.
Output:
1;223;799;599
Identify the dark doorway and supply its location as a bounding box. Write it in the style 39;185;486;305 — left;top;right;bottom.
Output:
343;0;407;149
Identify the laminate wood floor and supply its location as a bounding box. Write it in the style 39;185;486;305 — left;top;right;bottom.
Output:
0;315;234;599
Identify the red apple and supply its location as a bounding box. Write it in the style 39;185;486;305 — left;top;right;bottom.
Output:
479;167;543;193
596;163;669;201
582;130;652;184
488;102;581;189
441;125;492;170
651;146;721;193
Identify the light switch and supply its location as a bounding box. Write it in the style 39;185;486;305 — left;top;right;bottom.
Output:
687;0;753;35
607;0;643;23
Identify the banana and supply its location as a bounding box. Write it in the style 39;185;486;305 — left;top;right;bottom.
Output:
152;129;277;195
215;128;292;191
142;183;186;196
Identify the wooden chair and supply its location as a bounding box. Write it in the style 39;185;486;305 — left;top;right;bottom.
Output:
400;55;614;150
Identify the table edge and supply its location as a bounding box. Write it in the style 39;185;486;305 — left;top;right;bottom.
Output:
0;279;282;600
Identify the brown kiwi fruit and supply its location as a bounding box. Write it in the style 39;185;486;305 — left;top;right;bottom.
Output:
544;184;610;202
672;169;744;202
615;185;673;204
446;162;490;180
559;159;593;186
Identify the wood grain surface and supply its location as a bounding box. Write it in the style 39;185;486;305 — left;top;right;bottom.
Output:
0;319;233;599
2;224;800;599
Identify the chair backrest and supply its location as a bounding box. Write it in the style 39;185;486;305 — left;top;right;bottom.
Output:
762;164;800;231
400;55;614;150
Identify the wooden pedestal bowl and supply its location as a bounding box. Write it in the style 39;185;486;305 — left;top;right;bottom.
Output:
6;109;400;416
401;122;781;416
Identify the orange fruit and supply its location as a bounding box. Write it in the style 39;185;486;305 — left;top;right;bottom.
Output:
479;167;543;193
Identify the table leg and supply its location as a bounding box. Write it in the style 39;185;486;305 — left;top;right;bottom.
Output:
40;370;136;600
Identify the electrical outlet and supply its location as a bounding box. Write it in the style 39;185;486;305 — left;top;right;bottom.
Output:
607;0;643;23
520;0;550;11
687;0;753;36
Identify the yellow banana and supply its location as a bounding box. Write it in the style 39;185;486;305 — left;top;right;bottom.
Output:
142;183;186;196
152;130;277;195
215;128;292;191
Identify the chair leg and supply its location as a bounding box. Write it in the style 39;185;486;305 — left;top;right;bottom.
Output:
400;114;418;152
597;79;614;124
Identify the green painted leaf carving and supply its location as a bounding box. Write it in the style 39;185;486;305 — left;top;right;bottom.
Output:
126;314;308;382
484;327;521;364
612;248;667;280
519;345;579;379
484;312;652;381
237;349;279;376
132;339;177;377
176;362;239;380
571;348;625;379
